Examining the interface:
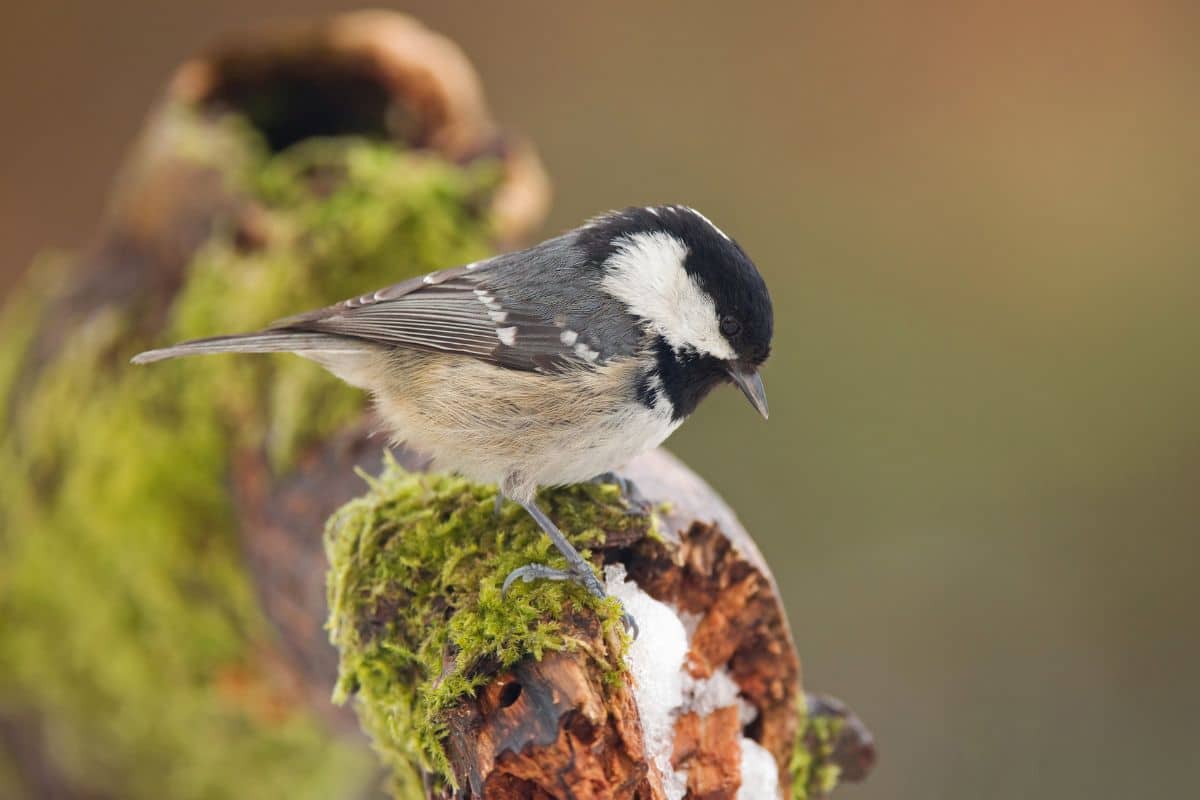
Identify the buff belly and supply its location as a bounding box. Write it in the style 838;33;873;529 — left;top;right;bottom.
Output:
363;350;681;502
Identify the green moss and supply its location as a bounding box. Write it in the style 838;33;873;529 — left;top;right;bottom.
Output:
790;698;845;800
0;108;502;799
325;455;644;795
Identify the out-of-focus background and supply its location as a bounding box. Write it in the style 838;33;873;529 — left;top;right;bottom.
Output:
3;2;1197;797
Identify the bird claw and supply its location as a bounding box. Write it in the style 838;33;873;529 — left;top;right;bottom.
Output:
592;472;652;516
501;562;639;639
501;563;574;595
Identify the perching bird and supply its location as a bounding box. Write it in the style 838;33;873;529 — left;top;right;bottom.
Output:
133;205;773;630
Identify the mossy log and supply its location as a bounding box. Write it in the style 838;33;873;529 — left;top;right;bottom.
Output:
0;11;872;800
323;448;805;798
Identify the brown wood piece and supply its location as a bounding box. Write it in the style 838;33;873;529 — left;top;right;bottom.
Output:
673;706;743;800
444;650;663;800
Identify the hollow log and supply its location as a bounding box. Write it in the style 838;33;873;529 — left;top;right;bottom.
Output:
0;11;872;800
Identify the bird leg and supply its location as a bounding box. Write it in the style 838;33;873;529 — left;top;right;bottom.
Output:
502;496;637;636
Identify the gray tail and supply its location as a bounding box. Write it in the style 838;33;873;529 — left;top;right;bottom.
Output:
130;331;361;365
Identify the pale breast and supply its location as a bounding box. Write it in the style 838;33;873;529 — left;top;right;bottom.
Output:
369;350;679;500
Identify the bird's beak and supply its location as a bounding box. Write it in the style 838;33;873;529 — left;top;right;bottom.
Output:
726;364;769;420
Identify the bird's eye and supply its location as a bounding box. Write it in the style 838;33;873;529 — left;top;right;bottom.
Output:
719;316;741;337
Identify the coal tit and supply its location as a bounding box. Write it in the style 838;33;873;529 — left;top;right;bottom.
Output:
133;205;773;630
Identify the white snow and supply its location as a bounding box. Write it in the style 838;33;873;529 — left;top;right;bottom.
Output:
606;564;690;800
682;667;758;727
738;737;783;800
677;608;703;640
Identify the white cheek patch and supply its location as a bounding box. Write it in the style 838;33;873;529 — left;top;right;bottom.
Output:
600;231;736;360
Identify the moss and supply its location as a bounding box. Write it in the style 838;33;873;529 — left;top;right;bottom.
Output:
0;107;501;799
790;698;845;800
325;455;645;795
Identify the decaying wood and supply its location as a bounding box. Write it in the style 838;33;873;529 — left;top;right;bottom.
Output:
673;706;743;798
444;648;655;799
167;10;549;246
624;451;802;770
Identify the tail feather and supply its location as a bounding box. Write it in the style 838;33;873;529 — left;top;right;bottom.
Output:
130;331;360;365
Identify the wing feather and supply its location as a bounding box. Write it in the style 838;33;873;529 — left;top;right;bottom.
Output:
268;257;617;373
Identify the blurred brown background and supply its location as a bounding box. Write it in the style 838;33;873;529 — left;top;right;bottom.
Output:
3;1;1198;797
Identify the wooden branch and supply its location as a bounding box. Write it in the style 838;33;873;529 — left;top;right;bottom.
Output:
0;11;872;800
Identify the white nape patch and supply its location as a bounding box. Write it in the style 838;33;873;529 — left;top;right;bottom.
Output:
680;206;732;241
601;231;736;360
738;738;783;800
606;565;690;800
559;329;579;346
495;326;517;346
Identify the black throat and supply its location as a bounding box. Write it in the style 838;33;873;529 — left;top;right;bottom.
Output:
637;337;728;421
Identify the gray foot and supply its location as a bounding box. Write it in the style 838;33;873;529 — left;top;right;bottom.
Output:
591;472;652;515
501;561;638;638
501;563;574;594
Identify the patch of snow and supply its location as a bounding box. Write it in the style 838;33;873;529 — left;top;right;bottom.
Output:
677;608;703;639
738;737;783;800
606;564;690;800
683;667;759;727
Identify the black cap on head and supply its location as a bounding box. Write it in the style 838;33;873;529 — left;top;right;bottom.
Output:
578;205;773;368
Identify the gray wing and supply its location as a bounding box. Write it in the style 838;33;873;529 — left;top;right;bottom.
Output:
272;235;643;373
